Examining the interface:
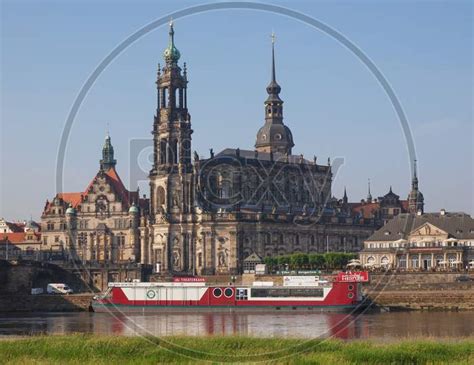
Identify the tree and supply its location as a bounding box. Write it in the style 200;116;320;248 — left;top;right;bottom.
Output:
290;253;308;269
309;254;325;269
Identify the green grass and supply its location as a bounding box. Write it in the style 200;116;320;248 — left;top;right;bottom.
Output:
0;335;473;364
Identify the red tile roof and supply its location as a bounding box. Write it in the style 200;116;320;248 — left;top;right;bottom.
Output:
350;202;380;219
57;192;83;208
0;232;41;244
44;167;140;214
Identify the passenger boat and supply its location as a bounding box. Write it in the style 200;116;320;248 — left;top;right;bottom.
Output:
92;272;369;313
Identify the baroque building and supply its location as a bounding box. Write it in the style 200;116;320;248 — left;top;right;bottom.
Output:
360;210;474;270
39;23;425;276
40;134;147;263
138;24;389;275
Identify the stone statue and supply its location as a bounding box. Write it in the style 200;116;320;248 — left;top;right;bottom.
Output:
173;250;180;268
172;193;179;208
218;249;227;267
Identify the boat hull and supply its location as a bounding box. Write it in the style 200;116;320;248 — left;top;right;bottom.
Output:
92;302;367;313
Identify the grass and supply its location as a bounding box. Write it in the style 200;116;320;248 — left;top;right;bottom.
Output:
0;335;473;364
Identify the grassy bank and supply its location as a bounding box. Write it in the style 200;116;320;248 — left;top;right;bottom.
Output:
1;335;473;364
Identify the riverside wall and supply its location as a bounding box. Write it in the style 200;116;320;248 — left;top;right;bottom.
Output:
0;294;94;312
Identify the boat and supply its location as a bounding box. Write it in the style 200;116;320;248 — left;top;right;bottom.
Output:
92;272;370;313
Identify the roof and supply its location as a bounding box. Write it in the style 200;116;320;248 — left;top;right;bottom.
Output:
103;167;137;207
243;252;263;262
366;212;474;241
350;202;380;219
0;232;41;244
212;148;329;168
57;193;83;208
5;222;25;232
45;167;140;214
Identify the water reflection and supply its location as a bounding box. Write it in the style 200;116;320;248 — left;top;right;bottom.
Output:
0;312;473;339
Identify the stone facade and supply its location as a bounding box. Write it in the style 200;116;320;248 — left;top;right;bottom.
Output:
138;23;388;275
40;135;147;264
38;23;426;277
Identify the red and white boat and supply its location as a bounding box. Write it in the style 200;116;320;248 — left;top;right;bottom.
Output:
92;272;369;313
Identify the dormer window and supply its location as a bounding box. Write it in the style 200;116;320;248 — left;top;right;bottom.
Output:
384;231;391;236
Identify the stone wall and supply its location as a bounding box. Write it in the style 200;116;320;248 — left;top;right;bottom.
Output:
365;272;474;310
0;294;94;312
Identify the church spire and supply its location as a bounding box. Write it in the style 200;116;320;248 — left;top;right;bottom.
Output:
408;158;424;214
100;131;116;171
163;19;180;66
366;178;372;203
255;32;294;155
412;159;419;189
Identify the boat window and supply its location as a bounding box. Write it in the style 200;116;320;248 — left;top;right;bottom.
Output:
236;288;248;300
251;288;324;298
224;288;234;298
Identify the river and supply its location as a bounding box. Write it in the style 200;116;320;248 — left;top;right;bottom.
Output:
0;311;473;339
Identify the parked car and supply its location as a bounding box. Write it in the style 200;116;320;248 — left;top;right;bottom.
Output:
31;288;44;295
46;283;73;294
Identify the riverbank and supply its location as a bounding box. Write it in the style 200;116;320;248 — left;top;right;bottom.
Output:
0;294;93;312
0;335;473;364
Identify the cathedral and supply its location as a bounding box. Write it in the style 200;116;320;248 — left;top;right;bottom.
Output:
40;23;424;275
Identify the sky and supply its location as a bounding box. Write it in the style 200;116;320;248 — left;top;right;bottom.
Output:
1;0;473;220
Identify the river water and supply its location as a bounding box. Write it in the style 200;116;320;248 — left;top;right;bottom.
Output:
0;312;473;339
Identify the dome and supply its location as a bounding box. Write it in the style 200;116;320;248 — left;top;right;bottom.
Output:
129;205;139;214
66;206;76;215
163;44;180;64
255;122;294;154
163;22;180;64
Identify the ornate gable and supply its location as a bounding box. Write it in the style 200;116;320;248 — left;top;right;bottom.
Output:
409;222;448;239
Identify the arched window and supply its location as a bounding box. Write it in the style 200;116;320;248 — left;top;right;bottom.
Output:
162;87;167;108
160;140;167;164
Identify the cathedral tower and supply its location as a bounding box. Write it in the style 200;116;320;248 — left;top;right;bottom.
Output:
150;20;193;216
255;33;294;155
100;133;116;171
149;21;194;274
408;159;424;214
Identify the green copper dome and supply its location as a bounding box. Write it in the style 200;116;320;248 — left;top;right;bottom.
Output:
163;21;180;64
66;206;76;215
129;204;139;214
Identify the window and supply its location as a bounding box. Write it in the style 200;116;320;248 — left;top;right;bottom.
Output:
78;233;87;247
251;288;324;298
54;236;59;243
224;288;234;298
236;288;248;300
213;288;222;298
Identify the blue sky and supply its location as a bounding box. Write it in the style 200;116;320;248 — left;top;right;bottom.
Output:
1;0;472;220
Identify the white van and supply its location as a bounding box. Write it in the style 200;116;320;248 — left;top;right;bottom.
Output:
47;283;73;295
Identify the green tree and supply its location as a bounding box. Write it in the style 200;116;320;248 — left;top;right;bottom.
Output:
309;254;325;269
277;255;290;269
290;253;308;269
264;257;277;272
